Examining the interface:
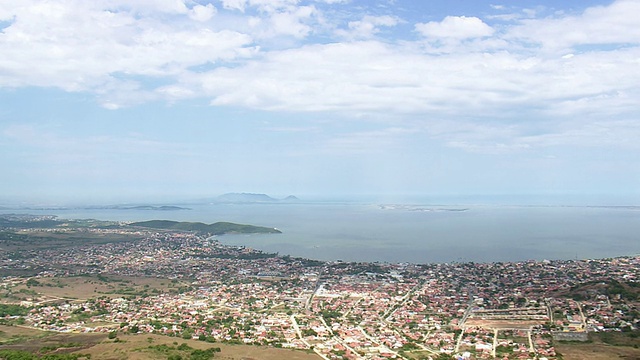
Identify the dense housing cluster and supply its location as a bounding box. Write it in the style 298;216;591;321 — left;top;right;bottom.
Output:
1;225;639;360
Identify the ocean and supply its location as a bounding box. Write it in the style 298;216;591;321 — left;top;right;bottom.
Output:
2;200;639;264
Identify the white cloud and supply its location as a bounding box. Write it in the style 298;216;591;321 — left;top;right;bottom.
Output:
336;15;399;39
0;0;254;107
214;1;320;40
220;0;247;12
247;0;302;14
267;5;316;39
186;37;639;125
315;0;349;4
201;41;439;112
507;0;640;51
105;0;190;15
415;16;494;40
189;4;216;22
1;0;640;154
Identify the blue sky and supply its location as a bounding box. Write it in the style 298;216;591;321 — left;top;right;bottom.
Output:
1;0;639;204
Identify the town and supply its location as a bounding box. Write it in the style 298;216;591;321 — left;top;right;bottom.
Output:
1;222;639;360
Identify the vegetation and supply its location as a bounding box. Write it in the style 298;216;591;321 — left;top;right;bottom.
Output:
0;349;89;360
400;342;420;351
320;310;342;321
606;279;639;301
128;220;281;235
147;343;220;360
432;353;455;360
0;304;30;317
0;215;118;230
561;278;640;302
593;330;640;347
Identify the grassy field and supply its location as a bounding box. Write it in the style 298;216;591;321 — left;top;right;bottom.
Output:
556;342;640;360
0;325;52;345
0;328;320;360
556;331;640;360
4;275;191;302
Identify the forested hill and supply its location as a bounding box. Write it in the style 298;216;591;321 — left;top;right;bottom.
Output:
128;220;281;235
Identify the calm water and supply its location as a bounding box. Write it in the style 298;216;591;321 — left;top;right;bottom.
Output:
2;203;639;264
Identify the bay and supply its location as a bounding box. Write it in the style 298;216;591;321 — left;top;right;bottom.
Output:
2;202;639;264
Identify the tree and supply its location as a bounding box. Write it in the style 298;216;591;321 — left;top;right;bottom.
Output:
434;353;454;360
26;278;41;287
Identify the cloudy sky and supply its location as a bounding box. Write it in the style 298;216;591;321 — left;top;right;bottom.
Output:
1;0;639;204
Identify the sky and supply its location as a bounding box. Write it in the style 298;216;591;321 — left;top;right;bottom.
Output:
1;0;640;204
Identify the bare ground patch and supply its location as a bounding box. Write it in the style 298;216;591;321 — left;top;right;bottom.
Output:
555;342;640;360
9;275;189;302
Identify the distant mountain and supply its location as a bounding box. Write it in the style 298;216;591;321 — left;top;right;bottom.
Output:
214;193;300;203
216;193;277;203
129;220;281;235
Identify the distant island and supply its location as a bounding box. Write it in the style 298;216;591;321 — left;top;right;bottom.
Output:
0;214;280;236
213;193;299;204
379;204;469;212
129;220;282;235
0;205;190;211
87;205;190;211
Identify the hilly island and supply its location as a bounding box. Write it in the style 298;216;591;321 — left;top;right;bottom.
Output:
129;220;281;235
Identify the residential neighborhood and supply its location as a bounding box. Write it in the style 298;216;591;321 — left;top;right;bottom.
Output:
1;225;639;360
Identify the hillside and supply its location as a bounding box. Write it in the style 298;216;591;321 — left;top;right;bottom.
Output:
129;220;281;235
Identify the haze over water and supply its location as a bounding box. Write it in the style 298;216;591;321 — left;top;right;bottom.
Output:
3;198;639;264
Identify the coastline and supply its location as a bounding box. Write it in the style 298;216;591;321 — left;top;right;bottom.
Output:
2;202;640;264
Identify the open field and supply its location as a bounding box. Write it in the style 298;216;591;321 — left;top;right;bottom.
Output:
556;342;640;360
555;331;640;360
0;327;320;360
0;325;52;345
0;331;106;353
4;275;191;302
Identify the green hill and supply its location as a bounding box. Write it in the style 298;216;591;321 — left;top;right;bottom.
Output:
128;220;281;235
